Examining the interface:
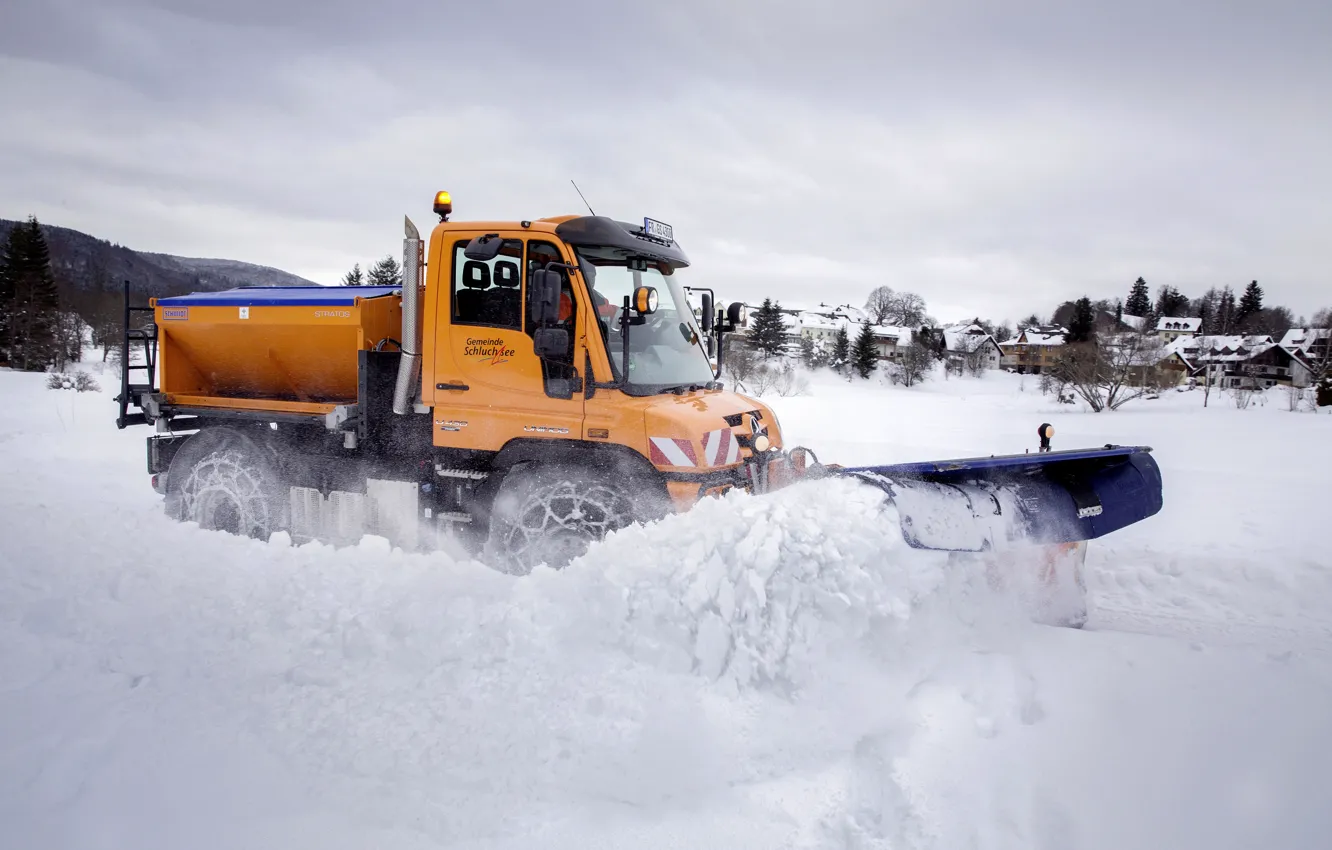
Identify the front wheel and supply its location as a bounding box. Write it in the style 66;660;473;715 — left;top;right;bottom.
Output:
484;465;662;574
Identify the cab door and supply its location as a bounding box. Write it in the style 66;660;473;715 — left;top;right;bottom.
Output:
429;232;585;451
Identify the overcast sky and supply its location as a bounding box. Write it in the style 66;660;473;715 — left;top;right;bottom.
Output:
2;0;1329;323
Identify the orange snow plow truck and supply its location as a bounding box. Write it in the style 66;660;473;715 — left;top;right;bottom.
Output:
116;192;1162;588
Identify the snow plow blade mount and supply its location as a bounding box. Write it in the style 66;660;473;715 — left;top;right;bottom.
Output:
837;446;1162;552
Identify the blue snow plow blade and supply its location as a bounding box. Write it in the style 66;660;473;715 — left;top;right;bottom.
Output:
838;446;1163;552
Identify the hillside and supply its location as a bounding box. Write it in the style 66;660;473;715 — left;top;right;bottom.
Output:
0;218;316;300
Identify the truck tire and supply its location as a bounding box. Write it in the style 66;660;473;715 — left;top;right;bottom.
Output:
164;429;285;541
484;464;664;574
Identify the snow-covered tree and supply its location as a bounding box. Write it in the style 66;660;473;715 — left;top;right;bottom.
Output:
831;324;850;373
852;322;878;379
798;335;817;368
341;263;365;286
746;298;787;360
367;255;401;287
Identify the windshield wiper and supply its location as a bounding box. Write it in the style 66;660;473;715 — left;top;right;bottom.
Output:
657;382;716;395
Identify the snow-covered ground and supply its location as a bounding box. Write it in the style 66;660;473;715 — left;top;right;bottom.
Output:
2;364;1330;849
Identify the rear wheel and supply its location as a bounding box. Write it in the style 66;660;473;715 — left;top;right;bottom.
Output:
484;464;663;574
165;430;285;541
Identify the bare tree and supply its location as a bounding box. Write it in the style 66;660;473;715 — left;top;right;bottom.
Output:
50;310;86;372
1285;384;1309;412
1046;333;1170;411
893;340;934;387
724;343;758;390
882;291;929;328
1039;368;1076;404
865;286;895;325
1303;325;1331;392
1198;364;1216;408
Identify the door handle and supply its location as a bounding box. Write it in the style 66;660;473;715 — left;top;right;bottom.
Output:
436;382;470;391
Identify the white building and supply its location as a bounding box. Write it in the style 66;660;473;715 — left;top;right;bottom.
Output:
941;321;1002;370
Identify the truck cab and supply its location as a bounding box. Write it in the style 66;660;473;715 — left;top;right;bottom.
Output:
419;210;782;513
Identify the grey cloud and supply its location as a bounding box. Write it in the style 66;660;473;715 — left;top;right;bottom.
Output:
2;0;1329;322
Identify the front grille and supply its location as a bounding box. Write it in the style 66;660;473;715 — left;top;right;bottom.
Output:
723;409;762;427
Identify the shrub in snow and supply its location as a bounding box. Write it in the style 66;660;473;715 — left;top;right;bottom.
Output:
746;361;810;397
46;371;101;392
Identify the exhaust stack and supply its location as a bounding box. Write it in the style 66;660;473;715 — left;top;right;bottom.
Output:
392;216;424;415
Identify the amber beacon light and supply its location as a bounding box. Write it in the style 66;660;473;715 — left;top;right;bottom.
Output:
433;191;453;221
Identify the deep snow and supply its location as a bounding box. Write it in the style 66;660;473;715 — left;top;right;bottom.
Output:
2;364;1330;849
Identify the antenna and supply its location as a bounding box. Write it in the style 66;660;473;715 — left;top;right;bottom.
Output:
570;180;597;216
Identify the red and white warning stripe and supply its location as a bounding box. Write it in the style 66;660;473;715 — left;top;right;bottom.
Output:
648;436;698;468
701;427;741;467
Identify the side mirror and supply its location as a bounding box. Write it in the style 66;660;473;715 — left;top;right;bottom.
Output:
533;326;569;360
725;301;746;331
700;292;714;332
530;269;561;325
633;286;659;315
463;234;504;261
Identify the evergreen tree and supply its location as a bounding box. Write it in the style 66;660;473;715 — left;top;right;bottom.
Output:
1154;285;1189;317
798;335;816;368
1217;286;1237;334
341;263;365;286
852;322;878;378
746;298;788;359
1236;280;1264;328
1114;300;1123;323
1125;277;1151;316
831;323;850;372
0;216;60;370
366;255;401;287
1065;297;1095;343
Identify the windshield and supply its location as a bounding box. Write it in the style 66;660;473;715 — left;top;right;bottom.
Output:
574;247;716;394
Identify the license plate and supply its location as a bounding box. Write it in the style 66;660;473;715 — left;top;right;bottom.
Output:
643;217;673;242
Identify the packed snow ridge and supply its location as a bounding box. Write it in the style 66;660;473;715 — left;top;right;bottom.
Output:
558;477;957;692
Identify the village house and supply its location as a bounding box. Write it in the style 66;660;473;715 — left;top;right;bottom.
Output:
1280;328;1330;363
1119;313;1203;343
999;326;1067;374
1166;334;1313;389
941;321;1002;371
796;313;910;360
1153;316;1202;343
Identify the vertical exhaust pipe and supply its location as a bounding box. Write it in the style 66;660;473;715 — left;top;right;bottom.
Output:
392;216;424;415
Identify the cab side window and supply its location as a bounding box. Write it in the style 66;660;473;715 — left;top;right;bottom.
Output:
452;238;523;330
526;240;574;341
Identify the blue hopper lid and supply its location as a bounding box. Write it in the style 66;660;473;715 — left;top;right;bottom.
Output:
157;285;401;308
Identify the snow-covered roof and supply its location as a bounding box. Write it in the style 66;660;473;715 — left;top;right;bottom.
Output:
1155;316;1201;333
1280;328;1330;351
1166;334;1288;364
1120;314;1201;334
795;312;848;332
942;323;996;353
1015;326;1067;345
